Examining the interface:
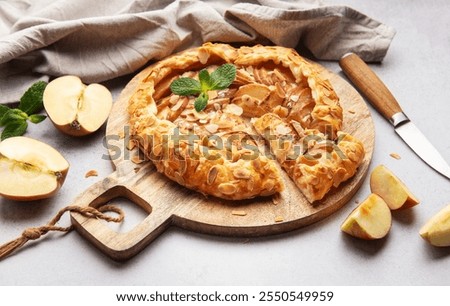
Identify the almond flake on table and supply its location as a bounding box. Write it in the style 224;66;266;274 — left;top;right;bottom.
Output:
85;170;98;178
390;153;401;160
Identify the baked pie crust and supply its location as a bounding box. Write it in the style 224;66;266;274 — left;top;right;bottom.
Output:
127;43;365;202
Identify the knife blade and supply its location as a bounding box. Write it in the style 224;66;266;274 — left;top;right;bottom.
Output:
339;52;450;180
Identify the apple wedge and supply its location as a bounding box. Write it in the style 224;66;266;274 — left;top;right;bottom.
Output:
0;137;69;201
420;204;450;247
370;164;419;210
341;193;392;240
43;75;112;136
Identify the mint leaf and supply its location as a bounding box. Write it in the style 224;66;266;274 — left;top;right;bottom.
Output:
0;105;11;123
29;114;47;124
0;104;10;117
194;92;208;112
1;120;28;140
19;81;47;115
210;63;236;90
198;69;212;91
170;63;237;113
0;81;48;138
170;77;201;96
0;109;28;126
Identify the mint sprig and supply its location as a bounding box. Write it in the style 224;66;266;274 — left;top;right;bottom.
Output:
1;120;28;140
0;81;48;140
170;63;236;112
19;81;47;115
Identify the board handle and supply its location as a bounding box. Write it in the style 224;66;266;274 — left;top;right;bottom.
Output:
70;163;175;261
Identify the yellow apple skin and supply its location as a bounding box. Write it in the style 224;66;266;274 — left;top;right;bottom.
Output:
341;193;392;240
420;204;450;247
370;164;419;210
0;137;69;201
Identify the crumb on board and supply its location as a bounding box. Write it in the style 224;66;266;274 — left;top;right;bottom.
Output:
274;216;284;223
85;170;98;178
390;153;401;160
348;110;356;114
232;210;247;216
118;131;125;139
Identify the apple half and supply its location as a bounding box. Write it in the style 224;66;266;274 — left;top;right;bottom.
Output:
0;137;69;201
341;193;392;240
420;204;450;247
370;164;419;210
43;75;112;136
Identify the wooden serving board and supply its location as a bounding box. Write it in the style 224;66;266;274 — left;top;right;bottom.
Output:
70;62;374;261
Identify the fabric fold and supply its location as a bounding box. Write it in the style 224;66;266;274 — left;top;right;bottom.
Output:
0;0;395;104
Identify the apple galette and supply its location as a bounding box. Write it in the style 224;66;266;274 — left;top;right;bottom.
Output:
127;43;365;202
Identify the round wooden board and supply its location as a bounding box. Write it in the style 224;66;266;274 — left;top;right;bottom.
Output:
71;61;374;261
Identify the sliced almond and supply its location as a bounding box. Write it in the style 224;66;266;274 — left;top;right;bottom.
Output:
174;171;185;185
169;94;180;105
272;194;281;205
275;124;292;135
207;166;219;185
205;123;219;134
208;90;218;100
234;83;271;103
224;103;244;116
197;48;210;64
390;153;401;160
253;67;273;85
85;170;98;178
290;120;304;138
273;105;289;118
263;179;275;191
233;168;251;179
171;97;185;112
274;216;284;223
234;69;254;85
232;210;247;216
216;120;234;129
218;183;237;195
289;95;299;102
273;69;287;83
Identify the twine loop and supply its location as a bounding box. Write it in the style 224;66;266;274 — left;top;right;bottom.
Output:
0;204;124;261
22;228;42;240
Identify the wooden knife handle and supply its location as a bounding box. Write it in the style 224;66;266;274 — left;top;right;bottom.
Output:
339;53;403;122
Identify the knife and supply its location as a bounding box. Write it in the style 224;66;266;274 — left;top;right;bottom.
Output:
339;52;450;180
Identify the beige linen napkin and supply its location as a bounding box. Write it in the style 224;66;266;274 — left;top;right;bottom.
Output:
0;0;395;104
